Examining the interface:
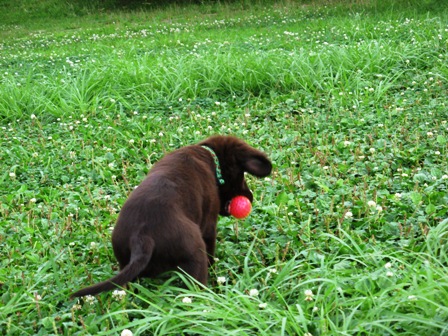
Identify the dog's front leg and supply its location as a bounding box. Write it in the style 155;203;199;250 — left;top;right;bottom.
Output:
202;225;217;266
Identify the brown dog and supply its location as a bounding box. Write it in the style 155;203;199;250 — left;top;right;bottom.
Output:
71;135;272;297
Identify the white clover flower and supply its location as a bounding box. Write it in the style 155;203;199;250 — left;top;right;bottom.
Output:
129;139;135;144
442;175;448;180
84;295;96;305
268;268;278;274
249;289;259;297
386;271;394;277
408;295;417;301
304;289;314;301
217;276;227;285
395;193;402;198
367;200;377;207
182;297;192;304
112;290;126;300
345;211;353;218
121;329;133;336
259;302;267;309
90;242;97;249
369;148;376;153
343;140;351;147
9;172;16;178
384;262;392;269
30;198;37;203
31;114;36;119
72;303;82;310
35;294;42;301
312;306;319;313
427;131;434;137
376;205;383;212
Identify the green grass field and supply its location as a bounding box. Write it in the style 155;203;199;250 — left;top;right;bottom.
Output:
1;0;448;334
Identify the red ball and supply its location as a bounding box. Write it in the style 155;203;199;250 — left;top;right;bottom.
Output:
228;196;252;219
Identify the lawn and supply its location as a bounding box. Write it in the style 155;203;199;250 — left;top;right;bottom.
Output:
1;0;448;335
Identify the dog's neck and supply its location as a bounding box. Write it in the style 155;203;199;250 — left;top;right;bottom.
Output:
201;145;225;185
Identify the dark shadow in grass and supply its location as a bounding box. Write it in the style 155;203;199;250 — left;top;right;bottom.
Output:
69;0;230;12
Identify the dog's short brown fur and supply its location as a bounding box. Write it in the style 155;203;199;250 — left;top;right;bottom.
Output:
71;135;272;297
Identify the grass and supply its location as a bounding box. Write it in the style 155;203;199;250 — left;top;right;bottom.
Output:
1;0;448;335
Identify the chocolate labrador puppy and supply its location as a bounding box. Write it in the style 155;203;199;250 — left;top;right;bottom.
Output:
71;135;272;298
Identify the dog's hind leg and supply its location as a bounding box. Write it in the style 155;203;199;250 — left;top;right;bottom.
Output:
178;250;208;286
177;226;208;285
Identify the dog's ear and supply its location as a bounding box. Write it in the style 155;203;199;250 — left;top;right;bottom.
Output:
238;148;272;178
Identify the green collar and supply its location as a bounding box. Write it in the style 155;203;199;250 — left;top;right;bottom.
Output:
201;145;225;185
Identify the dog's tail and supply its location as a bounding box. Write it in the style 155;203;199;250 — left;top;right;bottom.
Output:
70;236;155;299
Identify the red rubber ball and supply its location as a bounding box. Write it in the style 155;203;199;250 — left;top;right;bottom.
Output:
228;196;252;219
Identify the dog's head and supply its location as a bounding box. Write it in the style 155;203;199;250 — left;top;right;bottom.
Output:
199;135;272;216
